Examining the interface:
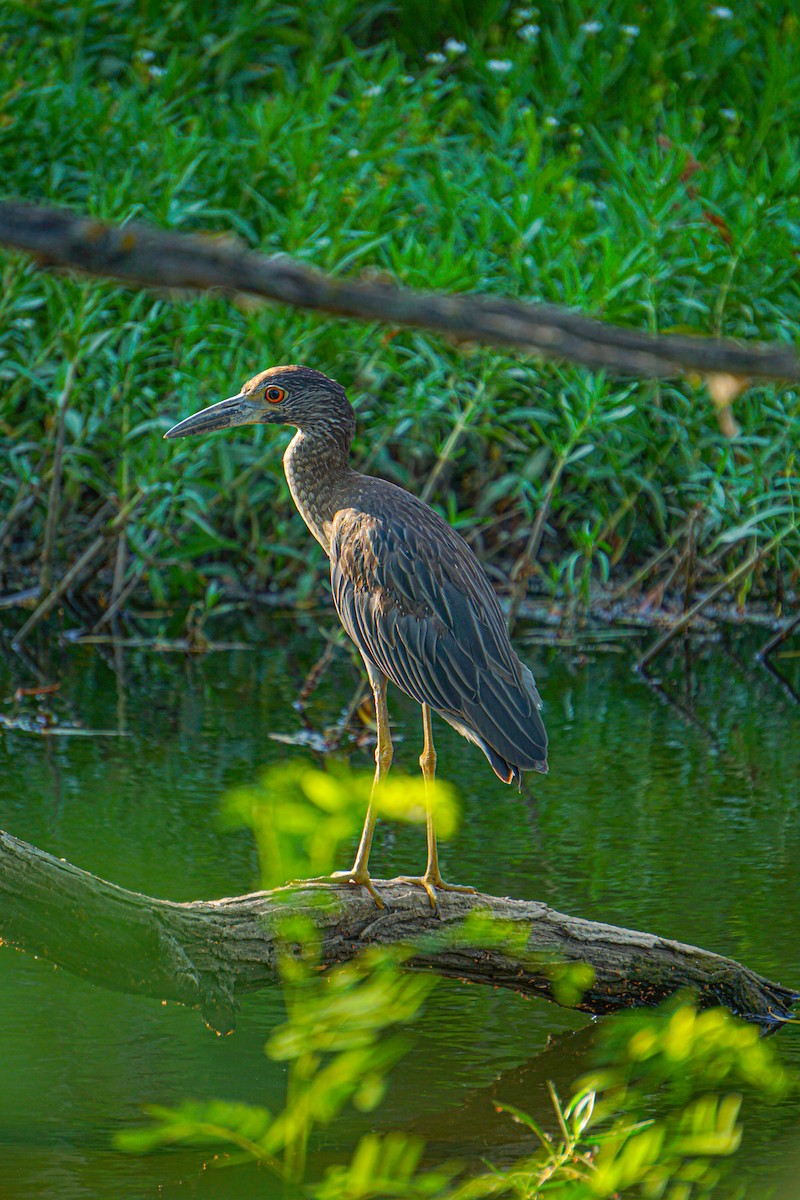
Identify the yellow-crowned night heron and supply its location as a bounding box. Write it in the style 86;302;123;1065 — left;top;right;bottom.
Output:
165;366;547;907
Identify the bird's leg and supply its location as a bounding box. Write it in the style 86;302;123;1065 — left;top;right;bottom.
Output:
418;703;441;906
395;704;475;909
329;673;392;907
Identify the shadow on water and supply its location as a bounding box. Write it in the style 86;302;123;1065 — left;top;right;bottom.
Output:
0;612;798;1199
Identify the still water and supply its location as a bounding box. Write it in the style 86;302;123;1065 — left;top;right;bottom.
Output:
0;613;798;1199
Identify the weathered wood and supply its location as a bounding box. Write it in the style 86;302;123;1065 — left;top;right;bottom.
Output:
0;829;795;1034
0;202;798;382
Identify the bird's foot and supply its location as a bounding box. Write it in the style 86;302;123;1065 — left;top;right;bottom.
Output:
391;873;476;910
327;868;385;909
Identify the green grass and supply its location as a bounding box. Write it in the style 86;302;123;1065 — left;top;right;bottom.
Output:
0;0;798;626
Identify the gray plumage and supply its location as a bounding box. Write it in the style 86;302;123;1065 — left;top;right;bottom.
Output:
166;364;547;786
329;484;547;784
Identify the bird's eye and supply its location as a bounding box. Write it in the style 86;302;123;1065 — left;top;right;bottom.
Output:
265;386;286;404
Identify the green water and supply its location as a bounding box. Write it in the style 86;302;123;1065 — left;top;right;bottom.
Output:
1;615;798;1199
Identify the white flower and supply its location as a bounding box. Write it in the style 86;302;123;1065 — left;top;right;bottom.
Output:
621;24;640;38
720;107;737;120
363;84;383;97
443;38;467;55
515;7;535;18
401;74;415;84
487;58;513;73
580;20;603;34
148;65;165;79
134;49;155;63
544;114;560;127
518;23;540;41
426;51;446;64
347;148;360;158
711;5;733;17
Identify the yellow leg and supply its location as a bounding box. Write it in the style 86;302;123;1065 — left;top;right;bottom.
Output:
329;672;392;907
394;703;475;908
420;702;441;897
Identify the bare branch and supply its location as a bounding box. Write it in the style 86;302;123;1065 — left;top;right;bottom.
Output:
0;202;798;381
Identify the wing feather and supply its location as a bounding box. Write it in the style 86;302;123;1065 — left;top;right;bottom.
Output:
329;482;547;777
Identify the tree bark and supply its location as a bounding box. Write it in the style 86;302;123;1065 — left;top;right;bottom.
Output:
0;202;798;383
0;830;795;1035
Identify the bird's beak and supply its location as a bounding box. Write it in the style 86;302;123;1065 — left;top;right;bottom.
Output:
163;393;263;439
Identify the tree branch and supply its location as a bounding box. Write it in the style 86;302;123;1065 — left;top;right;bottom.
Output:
0;202;798;382
0;829;795;1035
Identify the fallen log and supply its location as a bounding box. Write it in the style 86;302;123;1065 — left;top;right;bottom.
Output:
0;829;795;1035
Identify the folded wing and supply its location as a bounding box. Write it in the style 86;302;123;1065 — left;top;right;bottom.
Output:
330;484;547;783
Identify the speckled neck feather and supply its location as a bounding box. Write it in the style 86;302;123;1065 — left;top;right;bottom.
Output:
283;421;356;552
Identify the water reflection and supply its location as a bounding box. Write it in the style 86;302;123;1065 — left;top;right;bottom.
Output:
0;615;798;1198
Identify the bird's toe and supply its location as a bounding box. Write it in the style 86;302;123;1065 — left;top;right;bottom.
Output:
329;868;385;909
392;873;475;909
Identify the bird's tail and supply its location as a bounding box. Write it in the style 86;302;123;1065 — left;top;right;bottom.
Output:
444;717;547;789
480;740;546;790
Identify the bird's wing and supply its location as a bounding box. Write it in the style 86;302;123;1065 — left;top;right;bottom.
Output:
329;489;547;774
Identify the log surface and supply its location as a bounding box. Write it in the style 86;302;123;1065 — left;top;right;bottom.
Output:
0;829;795;1034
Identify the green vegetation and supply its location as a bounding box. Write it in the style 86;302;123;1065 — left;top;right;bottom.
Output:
120;974;791;1198
224;759;458;887
1;1;798;625
116;763;795;1197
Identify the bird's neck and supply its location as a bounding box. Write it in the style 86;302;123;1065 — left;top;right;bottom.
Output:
283;426;354;552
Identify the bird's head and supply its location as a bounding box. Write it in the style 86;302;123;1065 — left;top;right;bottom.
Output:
164;365;355;442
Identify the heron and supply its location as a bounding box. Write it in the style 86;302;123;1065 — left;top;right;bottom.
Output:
165;366;547;906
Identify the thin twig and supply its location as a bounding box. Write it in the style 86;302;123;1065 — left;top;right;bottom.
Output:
329;678;371;751
0;489;36;565
644;540;692;611
0;455;46;573
92;529;161;632
0;585;41;609
609;526;689;603
419;389;480;505
13;489;147;646
40;358;78;593
593;439;682;565
636;666;719;745
683;509;700;613
64;636;247;651
295;639;337;712
755;656;800;706
109;395;132;611
755;611;800;660
635;526;795;672
110;532;128;611
507;454;567;633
